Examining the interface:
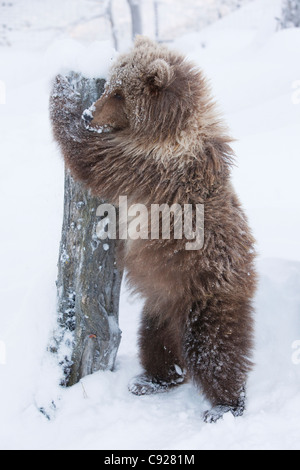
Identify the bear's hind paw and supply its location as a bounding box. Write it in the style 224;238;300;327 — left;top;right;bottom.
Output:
128;373;184;396
203;404;245;424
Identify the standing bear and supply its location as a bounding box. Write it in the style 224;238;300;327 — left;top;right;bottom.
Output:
50;36;257;423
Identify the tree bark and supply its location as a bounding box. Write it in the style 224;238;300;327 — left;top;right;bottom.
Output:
51;75;123;387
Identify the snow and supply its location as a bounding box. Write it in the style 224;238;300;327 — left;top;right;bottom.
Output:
0;0;300;450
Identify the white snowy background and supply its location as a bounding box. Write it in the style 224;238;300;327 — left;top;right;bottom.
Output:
0;0;300;450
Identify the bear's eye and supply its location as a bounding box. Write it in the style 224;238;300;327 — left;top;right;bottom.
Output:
113;92;124;101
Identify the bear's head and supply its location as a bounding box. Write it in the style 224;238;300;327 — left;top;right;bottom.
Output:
85;36;211;152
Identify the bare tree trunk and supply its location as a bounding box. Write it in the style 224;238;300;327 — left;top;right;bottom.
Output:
106;0;119;51
127;0;143;39
51;75;123;387
154;1;160;42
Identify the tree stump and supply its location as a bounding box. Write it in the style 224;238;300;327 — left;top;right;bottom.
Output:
51;74;123;387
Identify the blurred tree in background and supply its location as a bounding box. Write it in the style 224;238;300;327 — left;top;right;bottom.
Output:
0;2;14;46
0;0;253;50
279;0;300;28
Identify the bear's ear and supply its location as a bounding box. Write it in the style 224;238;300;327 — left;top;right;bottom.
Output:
134;35;156;49
146;59;174;91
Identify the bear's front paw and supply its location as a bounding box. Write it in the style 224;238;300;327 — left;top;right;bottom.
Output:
50;74;81;105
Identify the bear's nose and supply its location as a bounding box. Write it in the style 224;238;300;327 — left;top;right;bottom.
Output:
82;111;93;125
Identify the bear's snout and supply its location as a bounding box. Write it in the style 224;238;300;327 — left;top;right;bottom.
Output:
82;110;93;125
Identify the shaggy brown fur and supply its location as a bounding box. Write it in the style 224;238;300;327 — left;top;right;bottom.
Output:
50;36;257;422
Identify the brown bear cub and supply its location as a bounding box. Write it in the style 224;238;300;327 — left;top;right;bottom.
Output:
50;36;257;423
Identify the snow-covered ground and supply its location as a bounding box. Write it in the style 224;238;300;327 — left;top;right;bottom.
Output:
0;0;300;450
